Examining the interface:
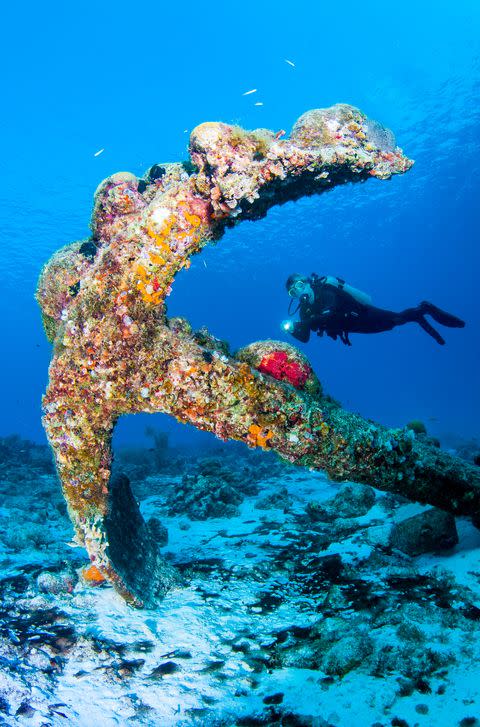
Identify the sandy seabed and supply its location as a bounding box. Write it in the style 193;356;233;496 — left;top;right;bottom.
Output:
1;446;480;727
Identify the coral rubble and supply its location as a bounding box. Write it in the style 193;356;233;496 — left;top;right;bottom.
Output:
36;103;480;605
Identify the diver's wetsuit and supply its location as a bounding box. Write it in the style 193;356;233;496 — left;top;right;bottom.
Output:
291;275;465;346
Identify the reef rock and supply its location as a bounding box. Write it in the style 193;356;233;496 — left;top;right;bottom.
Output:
389;505;459;556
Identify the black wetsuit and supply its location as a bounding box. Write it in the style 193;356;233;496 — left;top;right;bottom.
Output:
290;275;465;346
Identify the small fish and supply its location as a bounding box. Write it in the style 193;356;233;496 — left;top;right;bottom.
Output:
65;535;82;548
93;148;104;157
254;102;264;106
243;88;257;96
203;260;207;268
183;129;188;133
285;59;295;67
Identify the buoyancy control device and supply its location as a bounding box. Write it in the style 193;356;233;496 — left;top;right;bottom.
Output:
319;275;372;306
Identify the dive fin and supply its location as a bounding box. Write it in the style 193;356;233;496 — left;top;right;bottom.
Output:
421;301;465;328
418;316;445;345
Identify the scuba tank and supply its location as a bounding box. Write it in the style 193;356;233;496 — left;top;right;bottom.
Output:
320;276;372;306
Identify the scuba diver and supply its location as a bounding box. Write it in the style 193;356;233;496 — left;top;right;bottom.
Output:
282;273;465;346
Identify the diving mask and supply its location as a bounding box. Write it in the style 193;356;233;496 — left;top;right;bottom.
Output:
288;280;314;304
288;280;308;298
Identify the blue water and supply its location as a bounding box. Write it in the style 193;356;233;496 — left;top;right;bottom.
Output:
2;1;479;449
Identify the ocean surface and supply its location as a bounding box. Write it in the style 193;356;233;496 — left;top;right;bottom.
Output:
1;1;479;725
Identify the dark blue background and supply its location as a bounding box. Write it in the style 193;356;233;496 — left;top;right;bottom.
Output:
2;0;478;448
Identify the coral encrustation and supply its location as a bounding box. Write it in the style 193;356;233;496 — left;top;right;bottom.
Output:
36;104;480;606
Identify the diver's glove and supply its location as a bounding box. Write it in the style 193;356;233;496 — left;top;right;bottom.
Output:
281;319;294;333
